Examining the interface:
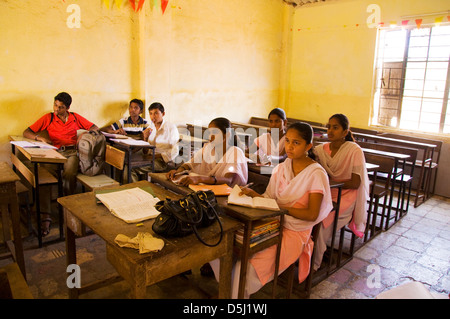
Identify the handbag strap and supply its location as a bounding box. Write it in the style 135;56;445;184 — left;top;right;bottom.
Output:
192;195;223;247
165;197;203;226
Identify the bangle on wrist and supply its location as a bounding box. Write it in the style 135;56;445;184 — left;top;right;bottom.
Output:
212;175;217;185
35;135;38;141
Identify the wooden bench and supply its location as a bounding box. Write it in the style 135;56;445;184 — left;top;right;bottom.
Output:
378;133;443;195
353;132;436;207
76;145;125;191
0;263;33;299
0;162;26;279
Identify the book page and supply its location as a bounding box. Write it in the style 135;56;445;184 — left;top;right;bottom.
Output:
111;138;150;146
253;197;280;211
95;187;161;223
227;185;254;208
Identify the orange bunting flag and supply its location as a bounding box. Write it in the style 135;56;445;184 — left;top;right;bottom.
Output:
415;19;422;28
129;0;135;11
129;0;145;12
447;16;450;22
161;0;169;14
137;0;145;11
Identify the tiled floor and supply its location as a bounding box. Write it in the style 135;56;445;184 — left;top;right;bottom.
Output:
1;194;449;299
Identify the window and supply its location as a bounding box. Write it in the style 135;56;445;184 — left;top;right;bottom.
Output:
372;25;450;134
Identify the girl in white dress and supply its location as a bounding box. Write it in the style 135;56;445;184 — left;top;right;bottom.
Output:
210;122;333;298
167;117;248;187
313;113;369;270
250;108;287;165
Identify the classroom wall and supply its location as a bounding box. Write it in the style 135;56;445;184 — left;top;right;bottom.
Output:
0;0;288;162
285;0;450;129
285;0;450;197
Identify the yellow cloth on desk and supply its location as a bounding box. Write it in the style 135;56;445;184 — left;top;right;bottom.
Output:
114;232;164;254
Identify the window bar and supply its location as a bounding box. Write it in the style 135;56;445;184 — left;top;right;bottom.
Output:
439;54;450;133
417;28;432;131
397;28;411;129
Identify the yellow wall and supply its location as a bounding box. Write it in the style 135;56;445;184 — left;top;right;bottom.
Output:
0;0;287;162
286;0;450;129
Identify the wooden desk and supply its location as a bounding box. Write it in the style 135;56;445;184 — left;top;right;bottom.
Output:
9;135;67;247
354;132;436;207
0;162;26;279
148;172;286;299
108;138;156;184
362;147;410;229
58;180;240;299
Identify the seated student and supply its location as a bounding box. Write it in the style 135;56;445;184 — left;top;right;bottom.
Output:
209;122;333;298
127;102;180;182
102;99;149;139
167;117;247;187
248;108;287;165
312;113;369;271
143;102;180;171
23;92;100;236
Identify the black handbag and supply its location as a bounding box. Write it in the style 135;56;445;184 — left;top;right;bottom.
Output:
152;190;223;247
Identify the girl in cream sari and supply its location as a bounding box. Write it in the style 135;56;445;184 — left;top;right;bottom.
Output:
167;117;248;187
313;114;369;270
210;122;333;298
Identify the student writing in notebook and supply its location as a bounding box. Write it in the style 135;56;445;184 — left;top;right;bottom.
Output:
312;113;369;271
166;117;247;187
209;122;333;298
248;107;287;165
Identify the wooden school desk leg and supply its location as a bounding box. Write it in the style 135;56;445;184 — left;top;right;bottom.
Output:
219;231;234;299
65;225;79;299
271;214;284;299
34;163;43;248
57;164;64;241
129;265;146;299
151;147;155;173
9;189;26;280
127;149;132;184
238;220;252;299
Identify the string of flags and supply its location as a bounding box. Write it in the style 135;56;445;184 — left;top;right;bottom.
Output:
291;15;450;32
99;0;170;14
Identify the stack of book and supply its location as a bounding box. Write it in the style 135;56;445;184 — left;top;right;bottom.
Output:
235;218;280;248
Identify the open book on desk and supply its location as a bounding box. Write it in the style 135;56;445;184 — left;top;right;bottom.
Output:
227;185;280;211
95;187;161;223
10;140;58;149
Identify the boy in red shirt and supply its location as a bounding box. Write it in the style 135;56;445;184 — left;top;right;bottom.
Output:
23;92;100;236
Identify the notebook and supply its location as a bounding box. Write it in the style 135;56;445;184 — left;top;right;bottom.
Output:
227;185;280;211
95;187;160;223
188;184;233;196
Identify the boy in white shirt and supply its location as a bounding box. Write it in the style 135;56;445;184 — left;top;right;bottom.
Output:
129;102;179;181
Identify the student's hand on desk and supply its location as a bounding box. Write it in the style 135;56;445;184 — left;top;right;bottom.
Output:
179;175;202;186
114;128;127;135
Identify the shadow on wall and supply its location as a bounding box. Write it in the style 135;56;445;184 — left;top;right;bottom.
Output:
2;96;47;138
99;101;130;129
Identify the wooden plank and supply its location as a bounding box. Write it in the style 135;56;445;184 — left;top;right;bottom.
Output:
0;263;33;299
10;153;36;188
106;145;125;170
